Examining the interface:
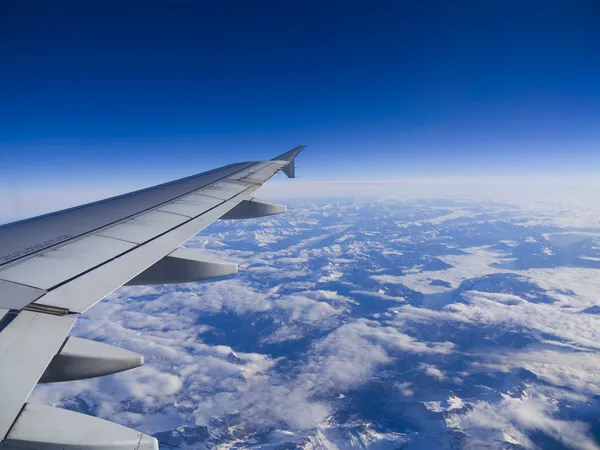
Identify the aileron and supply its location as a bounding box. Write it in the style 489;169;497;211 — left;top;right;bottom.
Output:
0;312;75;440
0;280;46;311
0;235;136;290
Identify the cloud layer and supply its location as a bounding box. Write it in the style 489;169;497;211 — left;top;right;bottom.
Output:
32;198;600;449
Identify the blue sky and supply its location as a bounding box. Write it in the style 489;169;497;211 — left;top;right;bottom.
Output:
1;0;599;192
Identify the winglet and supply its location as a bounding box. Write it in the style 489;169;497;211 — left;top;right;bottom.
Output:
271;145;306;178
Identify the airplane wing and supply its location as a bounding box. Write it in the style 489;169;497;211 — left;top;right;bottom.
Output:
0;146;305;450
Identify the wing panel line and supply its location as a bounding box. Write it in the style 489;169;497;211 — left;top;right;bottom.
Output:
34;185;256;297
0;162;260;269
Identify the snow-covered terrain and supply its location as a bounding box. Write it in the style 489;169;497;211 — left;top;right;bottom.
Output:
32;199;600;449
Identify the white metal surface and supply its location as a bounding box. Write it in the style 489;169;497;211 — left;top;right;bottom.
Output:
228;168;261;180
3;403;157;450
97;210;188;244
0;280;46;310
242;164;281;183
0;236;136;290
193;187;235;200
0;311;75;439
0;162;256;266
40;336;143;383
185;192;232;204
156;195;224;218
214;179;256;188
33;189;258;313
209;180;249;192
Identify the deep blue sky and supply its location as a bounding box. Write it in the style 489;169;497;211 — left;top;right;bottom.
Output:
1;0;599;187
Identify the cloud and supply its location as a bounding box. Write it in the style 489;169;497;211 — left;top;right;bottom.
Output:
28;198;600;448
349;289;406;302
478;345;600;397
274;295;342;324
394;382;414;397
449;386;599;450
449;291;600;350
116;365;182;399
419;363;446;381
394;288;600;352
33;271;342;434
298;319;455;392
371;246;510;294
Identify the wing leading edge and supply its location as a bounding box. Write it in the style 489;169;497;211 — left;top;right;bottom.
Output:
0;146;306;450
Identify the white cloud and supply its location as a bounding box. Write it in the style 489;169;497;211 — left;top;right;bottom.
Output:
272;294;343;325
33;278;324;432
349;289;406;302
449;291;600;350
26;197;600;448
116;365;182;399
448;386;599;450
394;382;414;397
394;289;600;352
298;319;455;392
371;246;510;294
419;363;446;381
478;345;600;397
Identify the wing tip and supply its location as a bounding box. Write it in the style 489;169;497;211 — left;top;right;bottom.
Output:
272;145;306;178
271;145;306;163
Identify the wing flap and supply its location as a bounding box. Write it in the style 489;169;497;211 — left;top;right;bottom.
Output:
0;236;136;290
0;312;75;440
0;280;46;310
